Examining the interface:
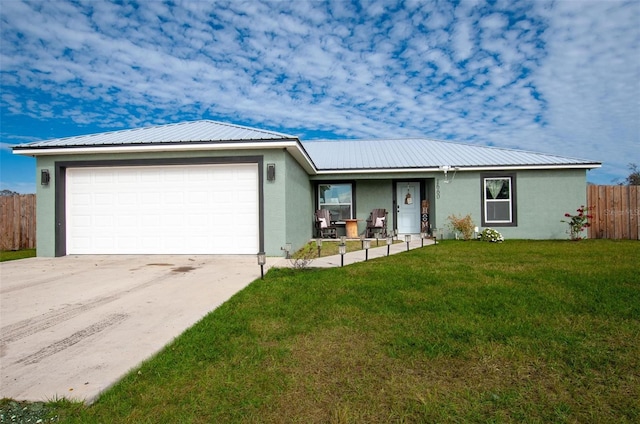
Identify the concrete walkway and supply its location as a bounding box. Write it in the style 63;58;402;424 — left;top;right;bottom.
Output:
268;236;435;269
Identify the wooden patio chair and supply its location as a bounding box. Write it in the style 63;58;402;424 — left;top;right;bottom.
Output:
315;209;337;238
365;208;388;238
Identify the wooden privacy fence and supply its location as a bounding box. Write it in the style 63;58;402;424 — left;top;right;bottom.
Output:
0;194;36;250
587;185;640;240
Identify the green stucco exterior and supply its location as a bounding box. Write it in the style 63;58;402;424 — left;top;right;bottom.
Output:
432;168;587;239
34;148;308;257
282;153;313;254
35;162;56;257
311;168;588;240
33;147;590;258
261;150;314;256
311;171;441;236
353;180;395;233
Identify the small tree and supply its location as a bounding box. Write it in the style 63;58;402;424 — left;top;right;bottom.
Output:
447;214;475;240
624;163;640;186
615;163;639;186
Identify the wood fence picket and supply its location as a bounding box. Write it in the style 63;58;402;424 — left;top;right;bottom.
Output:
0;194;36;250
587;185;640;240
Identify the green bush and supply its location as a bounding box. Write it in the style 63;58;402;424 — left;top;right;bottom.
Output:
479;227;504;242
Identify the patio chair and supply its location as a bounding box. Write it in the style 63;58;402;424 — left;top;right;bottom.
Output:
315;209;337;238
365;208;388;238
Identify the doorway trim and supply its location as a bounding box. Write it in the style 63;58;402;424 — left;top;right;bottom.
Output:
393;180;424;234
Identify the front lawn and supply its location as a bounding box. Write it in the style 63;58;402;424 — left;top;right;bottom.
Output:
24;241;640;422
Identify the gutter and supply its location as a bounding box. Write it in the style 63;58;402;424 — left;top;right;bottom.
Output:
312;163;602;175
13;139;319;175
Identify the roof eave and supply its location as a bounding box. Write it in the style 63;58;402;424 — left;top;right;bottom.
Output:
13;139;319;175
314;163;602;174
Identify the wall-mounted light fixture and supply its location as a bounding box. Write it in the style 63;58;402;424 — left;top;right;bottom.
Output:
267;163;276;181
41;169;50;186
440;165;459;184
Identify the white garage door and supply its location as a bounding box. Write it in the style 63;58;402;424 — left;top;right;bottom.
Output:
66;163;259;255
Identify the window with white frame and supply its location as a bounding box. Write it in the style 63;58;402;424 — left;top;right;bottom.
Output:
318;183;353;221
482;174;517;226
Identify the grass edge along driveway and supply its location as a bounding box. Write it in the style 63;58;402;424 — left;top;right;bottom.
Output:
9;240;640;423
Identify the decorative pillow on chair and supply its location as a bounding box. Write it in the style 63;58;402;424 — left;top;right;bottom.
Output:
375;217;385;227
319;218;327;228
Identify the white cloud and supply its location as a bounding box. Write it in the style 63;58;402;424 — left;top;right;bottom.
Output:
0;0;638;186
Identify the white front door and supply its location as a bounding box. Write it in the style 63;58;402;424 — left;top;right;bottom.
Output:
396;182;421;234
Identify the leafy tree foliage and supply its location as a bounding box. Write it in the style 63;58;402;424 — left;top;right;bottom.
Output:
622;163;639;186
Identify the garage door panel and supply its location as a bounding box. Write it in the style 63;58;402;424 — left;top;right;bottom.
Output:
95;193;114;205
95;170;115;183
187;191;208;204
140;192;161;205
118;192;137;205
66;164;258;254
94;236;115;249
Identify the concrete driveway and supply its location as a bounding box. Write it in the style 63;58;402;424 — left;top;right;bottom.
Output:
0;255;261;403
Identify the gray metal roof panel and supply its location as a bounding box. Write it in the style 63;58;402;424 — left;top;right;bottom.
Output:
19;120;296;148
14;120;600;170
301;138;599;169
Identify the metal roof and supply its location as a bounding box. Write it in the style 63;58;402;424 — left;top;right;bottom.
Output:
19;120;296;148
301;138;600;171
13;120;600;172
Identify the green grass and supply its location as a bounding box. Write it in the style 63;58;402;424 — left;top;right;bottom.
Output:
0;248;36;262
23;241;640;422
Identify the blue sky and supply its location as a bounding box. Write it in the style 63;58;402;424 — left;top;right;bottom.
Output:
1;0;638;193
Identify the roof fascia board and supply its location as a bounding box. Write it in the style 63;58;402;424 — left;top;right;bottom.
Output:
284;145;317;175
12;140;299;155
14;140;318;174
314;163;601;175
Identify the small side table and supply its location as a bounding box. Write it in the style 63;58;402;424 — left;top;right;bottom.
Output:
344;219;360;238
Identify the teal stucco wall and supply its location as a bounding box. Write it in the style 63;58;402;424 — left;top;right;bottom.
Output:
282;153;313;255
310;172;441;236
312;168;588;240
261;151;314;256
33;149;297;257
353;180;395;234
34;162;56;257
433;168;588;239
33;148;589;258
